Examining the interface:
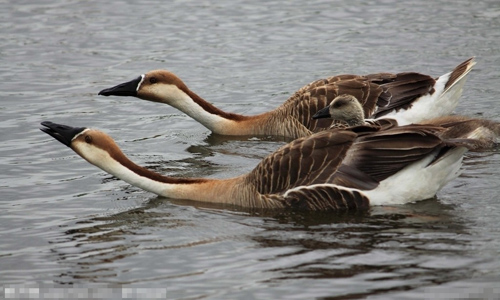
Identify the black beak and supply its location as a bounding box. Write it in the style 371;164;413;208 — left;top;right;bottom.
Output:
40;121;86;147
98;75;142;97
312;106;332;119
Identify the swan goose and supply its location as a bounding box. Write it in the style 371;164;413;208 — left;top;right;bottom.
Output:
313;94;500;150
98;58;476;139
41;121;477;211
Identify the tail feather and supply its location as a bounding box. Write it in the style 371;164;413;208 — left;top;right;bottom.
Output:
377;58;476;125
443;57;476;94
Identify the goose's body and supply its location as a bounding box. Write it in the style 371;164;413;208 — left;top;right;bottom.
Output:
41;121;477;210
99;58;476;139
313;94;500;150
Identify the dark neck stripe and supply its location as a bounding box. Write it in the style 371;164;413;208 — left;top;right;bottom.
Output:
111;148;208;185
184;89;250;121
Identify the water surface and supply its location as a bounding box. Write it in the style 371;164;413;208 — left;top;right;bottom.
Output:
1;0;500;299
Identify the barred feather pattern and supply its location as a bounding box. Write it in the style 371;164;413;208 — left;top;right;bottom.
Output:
276;75;382;134
246;130;357;196
42;120;480;212
343;125;447;182
265;58;476;138
265;72;441;138
100;59;475;139
422;115;500;150
260;184;370;211
243;123;471;211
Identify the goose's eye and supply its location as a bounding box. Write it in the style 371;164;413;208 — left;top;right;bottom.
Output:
149;77;158;84
85;135;92;144
333;101;342;108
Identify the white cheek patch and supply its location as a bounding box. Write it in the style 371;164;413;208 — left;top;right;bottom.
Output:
72;128;91;142
137;74;145;92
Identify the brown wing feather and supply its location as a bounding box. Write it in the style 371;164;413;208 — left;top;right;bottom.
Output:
444;57;475;91
282;184;370;211
371;73;436;118
288;74;361;96
422;115;500;150
280;76;384;132
333;79;382;118
328;164;380;190
246;129;357;196
249;122;473;210
342;124;446;182
278;70;443;132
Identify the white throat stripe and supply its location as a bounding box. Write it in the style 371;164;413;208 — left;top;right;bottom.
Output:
72;128;90;142
137;74;145;92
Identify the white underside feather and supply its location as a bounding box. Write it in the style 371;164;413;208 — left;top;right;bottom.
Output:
365;147;467;205
381;71;470;125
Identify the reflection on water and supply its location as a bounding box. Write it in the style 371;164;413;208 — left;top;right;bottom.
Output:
186;133;289;160
48;196;479;297
52;200;189;284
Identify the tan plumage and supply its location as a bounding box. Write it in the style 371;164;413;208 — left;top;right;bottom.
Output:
41;121;477;211
99;58;476;139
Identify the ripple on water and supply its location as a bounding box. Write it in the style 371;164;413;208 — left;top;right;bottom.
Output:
1;0;500;298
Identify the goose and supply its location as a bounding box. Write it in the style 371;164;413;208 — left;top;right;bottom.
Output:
98;58;476;139
313;94;500;150
41;121;478;211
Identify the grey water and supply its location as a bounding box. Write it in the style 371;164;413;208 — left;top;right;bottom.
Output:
2;0;500;299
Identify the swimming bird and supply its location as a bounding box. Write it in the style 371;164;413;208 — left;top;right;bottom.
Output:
98;58;476;139
313;94;500;150
41;121;477;211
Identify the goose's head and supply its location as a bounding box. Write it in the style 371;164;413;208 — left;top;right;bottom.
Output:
41;121;122;168
312;94;365;126
99;70;191;106
99;70;245;133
